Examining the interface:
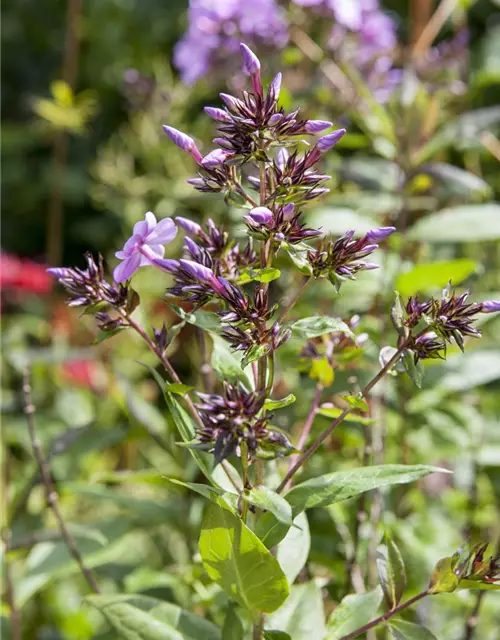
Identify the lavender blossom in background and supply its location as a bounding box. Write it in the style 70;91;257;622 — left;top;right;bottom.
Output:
174;0;288;85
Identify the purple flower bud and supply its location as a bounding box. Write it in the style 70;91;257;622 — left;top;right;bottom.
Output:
362;244;379;253
316;128;347;153
179;259;215;284
363;262;380;270
269;73;282;100
204;107;231;122
305;120;333;134
175;216;201;235
268;113;284;126
162;125;203;163
240;43;261;76
365;226;396;242
201;148;234;167
153;258;180;274
183;237;199;255
187;178;205;188
282;204;295;218
213;137;235;150
47;267;72;279
481;300;500;313
240;43;263;95
276;147;289;171
219;93;241;111
247;207;273;225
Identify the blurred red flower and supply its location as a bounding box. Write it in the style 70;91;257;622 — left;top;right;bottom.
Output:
0;253;53;295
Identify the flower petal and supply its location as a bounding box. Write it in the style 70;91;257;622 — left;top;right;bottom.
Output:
147;217;177;244
113;253;141;283
140;244;164;265
144;211;157;232
121;234;142;256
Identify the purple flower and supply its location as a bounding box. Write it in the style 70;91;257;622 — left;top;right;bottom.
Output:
481;300;500;313
246;206;274;225
366;226;396;242
175;217;202;235
204;107;231;122
113;212;177;283
240;42;263;95
305;120;333;133
269;72;282;100
316;128;347;152
201;148;235;167
162;125;203;163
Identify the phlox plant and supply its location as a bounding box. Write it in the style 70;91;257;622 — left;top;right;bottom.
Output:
47;44;500;639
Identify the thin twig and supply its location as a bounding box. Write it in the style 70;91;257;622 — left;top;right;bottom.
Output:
413;0;458;56
463;591;486;640
284;384;323;491
2;447;22;640
339;590;429;640
276;341;409;493
276;277;312;326
22;366;100;593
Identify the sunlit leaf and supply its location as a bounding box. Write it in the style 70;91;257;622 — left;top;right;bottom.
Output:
326;588;382;639
395;260;478;297
266;582;325;640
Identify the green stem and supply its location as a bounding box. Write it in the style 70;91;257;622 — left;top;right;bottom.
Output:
339;590;429;640
277;277;312;325
276;339;410;493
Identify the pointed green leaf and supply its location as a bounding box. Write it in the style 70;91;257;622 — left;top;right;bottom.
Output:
291;317;352;340
264;394;297;411
199;500;289;613
376;538;406;609
390;619;438;640
395;260;478;298
264;632;292;640
286;465;449;514
276;512;310;585
244;486;293;526
326;588;382;639
165;383;195;396
266;582;325;640
429;556;459;594
211;335;252;386
222;606;245;640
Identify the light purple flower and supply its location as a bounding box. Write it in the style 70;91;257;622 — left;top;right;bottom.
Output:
179;259;217;285
175;217;202;235
246;207;274;225
366;226;396;242
220;93;243;111
162;125;203;163
113;212;177;283
276;147;289;170
316;128;347;152
269;72;282;100
240;42;263;94
305;120;333;133
201;148;235;167
268;113;284;126
204;107;231;122
481;300;500;313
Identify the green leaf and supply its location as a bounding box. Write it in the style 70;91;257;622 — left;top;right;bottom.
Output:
276;512;310;585
264;632;292;640
428;556;459;594
244;486;293;526
417;106;500;161
286;465;449;514
239;267;281;284
395;260;478;297
165;383;195;396
211;335;252;386
309;358;335;387
342;395;369;412
326;588;382;639
458;579;500;591
264;394;297;411
199;500;289;613
436;351;500;392
317;406;374;426
170;305;220;333
85;594;221;640
164;478;224;502
266;582;325;640
141;363;214;483
222;606;245;640
291;317;352;340
308;207;379;236
408;204;500;243
283;245;313;275
241;344;270;369
376;538;406;609
390;619;438;640
420;163;491;201
402;351;424;389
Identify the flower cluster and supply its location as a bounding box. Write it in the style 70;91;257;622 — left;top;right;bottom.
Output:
402;286;500;361
174;0;288;85
307;226;395;289
194;383;293;464
244;204;321;244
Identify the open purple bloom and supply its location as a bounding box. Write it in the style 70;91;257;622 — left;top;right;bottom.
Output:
114;212;177;283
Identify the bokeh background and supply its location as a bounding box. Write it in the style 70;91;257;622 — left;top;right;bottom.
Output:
2;1;500;638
